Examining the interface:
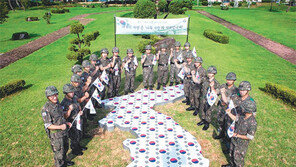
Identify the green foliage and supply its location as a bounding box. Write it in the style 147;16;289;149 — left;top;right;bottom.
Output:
158;0;168;13
183;0;193;9
169;0;186;14
100;3;108;8
213;1;222;6
137;35;162;53
12;32;29;40
51;8;69;14
21;0;30;10
221;5;229;10
133;0;157;18
262;83;296;107
0;80;26;98
68;22;99;63
42;12;51;24
203;29;229;44
26;17;39;21
0;2;9;24
41;0;51;6
201;1;208;6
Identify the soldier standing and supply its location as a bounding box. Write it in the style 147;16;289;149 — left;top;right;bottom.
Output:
215;72;239;139
222;100;257;167
141;45;155;90
122;49;138;94
169;41;182;86
99;48;112;99
89;54;101;81
190;57;206;116
156;44;169;90
41;86;74;167
197;66;220;131
182;42;192;62
61;84;86;156
71;64;83;76
110;47;122;97
81;60;92;86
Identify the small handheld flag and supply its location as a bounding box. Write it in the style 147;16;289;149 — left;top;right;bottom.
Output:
195;70;201;84
100;70;109;85
114;64;119;76
207;88;217;106
227;121;235;138
92;89;102;104
93;78;104;92
85;100;96;114
177;53;183;63
192;47;197;58
178;68;185;80
152;55;157;65
133;57;138;66
227;100;235;110
76;115;82;131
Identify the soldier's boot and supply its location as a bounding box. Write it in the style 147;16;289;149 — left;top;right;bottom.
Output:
144;86;148;89
214;127;224;139
186;99;190;105
182;97;188;103
162;83;166;90
72;149;83;156
186;106;195;111
149;85;153;90
130;90;134;93
156;83;161;90
67;161;75;166
221;164;232;167
175;81;179;85
202;121;210;131
124;91;129;95
169;82;174;86
79;144;88;151
193;108;199;116
197;119;205;126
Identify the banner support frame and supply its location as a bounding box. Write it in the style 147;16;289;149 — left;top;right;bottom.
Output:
114;14;117;47
186;15;190;42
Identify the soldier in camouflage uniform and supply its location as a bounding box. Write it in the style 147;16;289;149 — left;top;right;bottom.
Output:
222;81;256;152
61;84;86;156
169;41;182;86
182;42;192;62
156;44;169;90
71;64;83;76
89;54;101;81
123;49;138;94
174;53;195;105
190;57;206;116
141;45;155;90
197;66;220;131
215;72;239;139
222;100;257;167
99;48;112;99
41;86;74;167
110;47;122;97
81;60;92;86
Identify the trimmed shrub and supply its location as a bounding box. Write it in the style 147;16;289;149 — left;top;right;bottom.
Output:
0;80;26;98
51;9;65;14
100;3;108;8
158;0;168;13
203;29;229;44
183;0;193;10
213;1;222;6
26;17;39;21
169;0;186;14
262;83;296;107
134;0;157;18
12;32;29;40
221;5;229;10
201;1;208;6
138;40;156;54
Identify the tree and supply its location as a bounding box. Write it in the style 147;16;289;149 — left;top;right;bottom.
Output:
67;22;100;64
20;0;30;11
43;12;51;24
158;0;168;13
0;1;9;24
133;0;157;18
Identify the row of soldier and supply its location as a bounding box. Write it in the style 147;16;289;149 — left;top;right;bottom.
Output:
42;41;257;167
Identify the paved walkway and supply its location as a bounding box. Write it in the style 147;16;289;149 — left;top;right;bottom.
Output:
0;10;131;69
198;10;296;65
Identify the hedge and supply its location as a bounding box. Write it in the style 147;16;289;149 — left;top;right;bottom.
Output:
51;8;70;14
0;80;26;98
201;1;208;6
26;17;39;21
262;83;296;107
12;32;29;40
203;29;229;44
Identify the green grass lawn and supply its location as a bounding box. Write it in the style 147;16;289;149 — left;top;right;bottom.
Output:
0;6;132;53
0;8;295;166
198;6;296;50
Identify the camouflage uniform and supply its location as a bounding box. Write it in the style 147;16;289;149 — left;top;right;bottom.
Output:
61;93;82;154
182;53;195;105
89;54;101;82
182;42;192;63
190;58;206;114
81;60;92;86
157;47;169;89
229;100;257;167
41;86;69;167
123;50;137;94
99;55;112;99
142;45;155;89
110;57;122;97
169;41;182;85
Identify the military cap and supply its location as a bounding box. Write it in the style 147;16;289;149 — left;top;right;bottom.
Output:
184;42;190;47
112;47;119;53
45;86;59;97
207;66;217;74
174;41;181;47
195;57;203;63
89;54;98;61
71;74;82;83
160;44;167;49
82;60;91;68
186;53;194;59
241;100;256;113
63;83;75;94
239;81;251;91
145;45;152;50
226;72;237;81
71;64;83;73
127;48;134;54
100;48;109;54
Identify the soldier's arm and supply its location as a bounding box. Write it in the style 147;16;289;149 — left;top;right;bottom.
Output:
48;124;67;130
110;57;116;68
237;119;257;140
225;108;237;121
42;110;66;130
64;104;73;119
141;54;146;65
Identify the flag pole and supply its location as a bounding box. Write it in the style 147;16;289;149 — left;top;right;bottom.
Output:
114;14;117;47
186;15;190;42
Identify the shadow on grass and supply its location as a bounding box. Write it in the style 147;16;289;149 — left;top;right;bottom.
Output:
0;84;33;98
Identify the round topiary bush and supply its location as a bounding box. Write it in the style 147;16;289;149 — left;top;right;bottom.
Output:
169;0;185;14
158;0;168;13
12;32;29;40
203;29;229;44
183;0;193;10
134;0;157;18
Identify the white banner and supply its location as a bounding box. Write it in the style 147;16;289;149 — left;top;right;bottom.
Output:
115;17;189;35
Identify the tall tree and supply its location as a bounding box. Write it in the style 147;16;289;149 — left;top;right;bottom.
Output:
0;1;9;24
